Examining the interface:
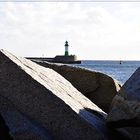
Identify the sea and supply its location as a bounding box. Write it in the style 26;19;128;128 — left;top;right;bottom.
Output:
70;60;140;85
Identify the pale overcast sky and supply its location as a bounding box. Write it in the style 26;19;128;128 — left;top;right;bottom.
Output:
0;2;140;60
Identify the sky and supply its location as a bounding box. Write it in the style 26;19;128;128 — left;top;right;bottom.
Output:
0;2;140;60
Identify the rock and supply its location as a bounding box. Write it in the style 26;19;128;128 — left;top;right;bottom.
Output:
107;67;140;127
107;67;140;140
35;61;121;113
0;49;109;140
0;49;131;140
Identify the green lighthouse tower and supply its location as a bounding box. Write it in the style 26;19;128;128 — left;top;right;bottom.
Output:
64;41;69;56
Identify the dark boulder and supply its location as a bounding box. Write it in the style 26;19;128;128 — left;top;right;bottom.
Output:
107;67;140;127
107;67;140;140
0;49;106;140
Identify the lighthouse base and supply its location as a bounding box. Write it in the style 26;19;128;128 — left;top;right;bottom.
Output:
53;55;81;64
26;55;81;64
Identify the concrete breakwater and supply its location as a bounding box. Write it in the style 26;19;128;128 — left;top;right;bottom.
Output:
0;49;139;140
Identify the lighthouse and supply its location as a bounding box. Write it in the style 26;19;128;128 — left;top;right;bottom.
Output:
64;41;69;56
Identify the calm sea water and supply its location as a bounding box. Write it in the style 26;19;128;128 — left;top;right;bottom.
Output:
71;60;140;85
